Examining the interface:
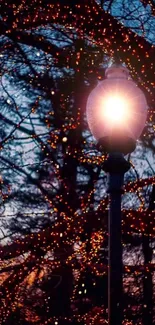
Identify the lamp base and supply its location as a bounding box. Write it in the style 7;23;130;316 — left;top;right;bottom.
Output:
97;136;136;155
102;152;131;174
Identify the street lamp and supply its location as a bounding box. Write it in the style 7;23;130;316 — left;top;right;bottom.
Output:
86;65;148;325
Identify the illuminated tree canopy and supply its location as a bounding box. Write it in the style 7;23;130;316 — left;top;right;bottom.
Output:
0;1;154;324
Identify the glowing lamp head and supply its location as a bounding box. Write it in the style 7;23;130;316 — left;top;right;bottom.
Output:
86;65;148;153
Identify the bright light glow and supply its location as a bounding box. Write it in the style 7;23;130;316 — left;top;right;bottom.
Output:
62;136;68;142
101;95;130;124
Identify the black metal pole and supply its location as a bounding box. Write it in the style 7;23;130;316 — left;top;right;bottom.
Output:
103;153;130;325
108;170;124;325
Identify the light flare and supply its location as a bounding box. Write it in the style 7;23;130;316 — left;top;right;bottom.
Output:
100;94;130;124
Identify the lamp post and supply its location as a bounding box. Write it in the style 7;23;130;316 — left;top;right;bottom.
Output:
86;65;148;325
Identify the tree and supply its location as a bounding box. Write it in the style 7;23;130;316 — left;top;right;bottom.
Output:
0;0;154;324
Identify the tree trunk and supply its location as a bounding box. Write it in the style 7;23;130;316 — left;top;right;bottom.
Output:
142;185;154;325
